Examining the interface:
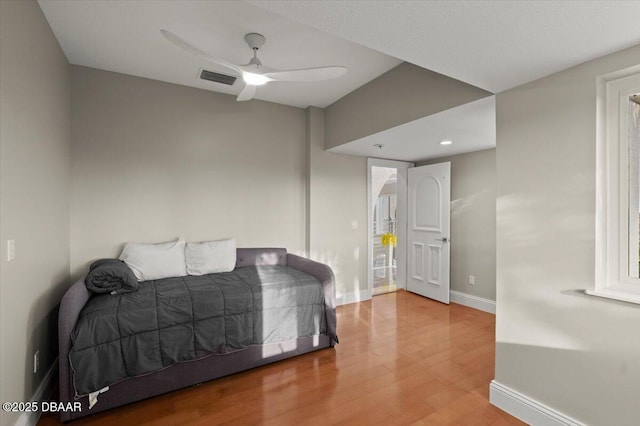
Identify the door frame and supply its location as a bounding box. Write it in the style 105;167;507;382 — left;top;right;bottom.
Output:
367;158;414;296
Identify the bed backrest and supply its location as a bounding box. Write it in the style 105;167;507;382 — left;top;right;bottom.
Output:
235;248;287;268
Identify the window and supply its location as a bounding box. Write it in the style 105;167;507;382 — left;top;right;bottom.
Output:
628;93;640;279
590;68;640;304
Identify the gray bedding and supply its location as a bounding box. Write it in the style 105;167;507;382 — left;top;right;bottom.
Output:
84;258;138;294
70;265;329;396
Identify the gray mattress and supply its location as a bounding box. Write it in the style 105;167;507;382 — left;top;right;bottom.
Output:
70;265;329;396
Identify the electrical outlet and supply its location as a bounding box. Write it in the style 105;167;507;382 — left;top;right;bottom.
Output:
468;275;475;285
34;351;39;374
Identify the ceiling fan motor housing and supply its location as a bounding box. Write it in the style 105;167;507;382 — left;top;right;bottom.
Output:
244;33;265;50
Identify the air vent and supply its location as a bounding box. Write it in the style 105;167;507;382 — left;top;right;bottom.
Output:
200;70;237;86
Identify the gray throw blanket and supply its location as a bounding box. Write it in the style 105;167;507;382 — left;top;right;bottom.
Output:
70;265;330;396
84;259;138;294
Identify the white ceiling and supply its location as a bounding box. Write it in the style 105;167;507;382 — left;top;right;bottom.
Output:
37;1;640;162
329;97;496;162
250;1;640;93
37;0;401;108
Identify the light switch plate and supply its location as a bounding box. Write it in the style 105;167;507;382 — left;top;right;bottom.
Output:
7;239;15;262
351;220;358;230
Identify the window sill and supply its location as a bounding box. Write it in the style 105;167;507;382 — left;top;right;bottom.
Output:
585;288;640;305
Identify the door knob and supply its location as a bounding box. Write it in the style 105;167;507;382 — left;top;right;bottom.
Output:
436;237;448;242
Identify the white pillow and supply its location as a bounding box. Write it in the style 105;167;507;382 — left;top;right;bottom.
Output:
185;238;236;276
119;238;187;281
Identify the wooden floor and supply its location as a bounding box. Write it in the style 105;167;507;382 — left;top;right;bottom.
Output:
39;291;524;426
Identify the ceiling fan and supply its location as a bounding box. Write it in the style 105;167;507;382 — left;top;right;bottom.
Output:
161;30;348;101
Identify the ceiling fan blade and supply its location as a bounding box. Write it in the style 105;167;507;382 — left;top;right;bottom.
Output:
236;84;257;102
264;66;347;82
160;29;241;74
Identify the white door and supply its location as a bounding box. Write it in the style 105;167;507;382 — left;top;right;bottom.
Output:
407;162;450;303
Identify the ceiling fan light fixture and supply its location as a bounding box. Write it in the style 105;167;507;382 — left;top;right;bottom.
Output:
242;72;269;86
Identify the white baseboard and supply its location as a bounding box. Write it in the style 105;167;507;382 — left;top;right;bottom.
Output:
450;290;496;314
16;357;58;426
337;289;371;306
490;380;584;426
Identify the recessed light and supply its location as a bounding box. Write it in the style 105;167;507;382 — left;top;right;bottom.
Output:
440;140;453;145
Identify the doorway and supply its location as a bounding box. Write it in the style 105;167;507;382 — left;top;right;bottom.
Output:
372;167;397;295
368;159;452;304
367;159;413;296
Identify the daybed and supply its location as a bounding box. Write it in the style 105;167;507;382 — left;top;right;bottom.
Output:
58;248;337;422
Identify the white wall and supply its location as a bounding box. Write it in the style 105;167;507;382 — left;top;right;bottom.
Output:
418;149;496;301
495;43;640;425
70;66;306;279
0;1;71;425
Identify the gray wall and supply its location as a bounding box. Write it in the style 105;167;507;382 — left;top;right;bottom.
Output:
324;62;491;149
418;149;496;301
495;44;640;425
307;107;368;302
70;66;306;279
0;1;71;425
70;67;368;300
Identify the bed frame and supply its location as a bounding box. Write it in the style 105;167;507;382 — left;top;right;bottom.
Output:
58;248;336;422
